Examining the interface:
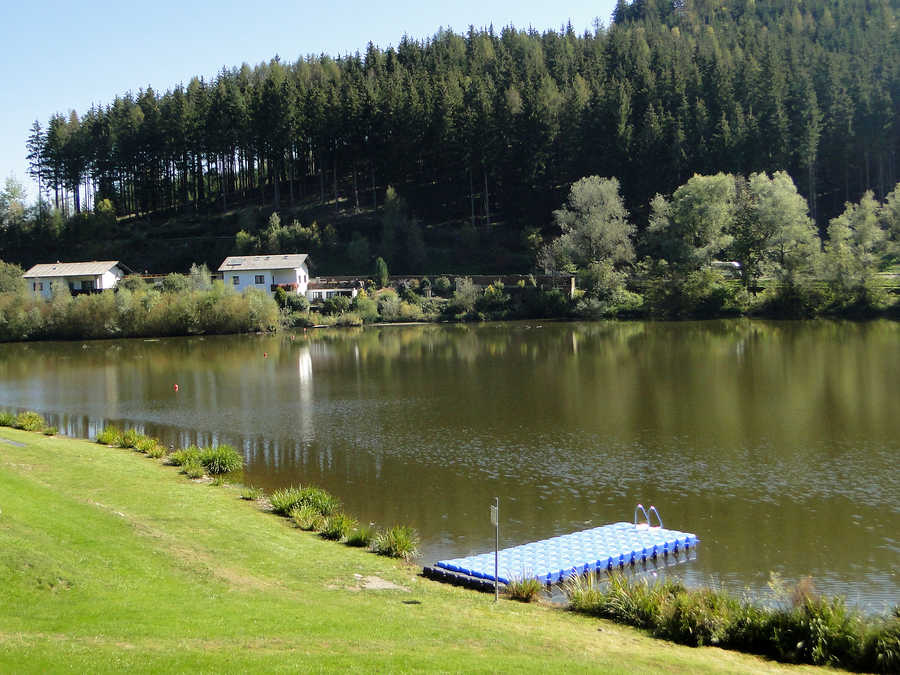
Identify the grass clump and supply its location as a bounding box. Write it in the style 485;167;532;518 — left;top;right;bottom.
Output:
862;609;900;673
506;576;545;603
135;436;159;454
565;572;682;629
181;459;205;479
42;426;58;436
290;505;325;531
0;411;16;426
346;523;375;548
199;444;243;475
269;486;305;516
373;525;420;561
168;445;201;466
240;485;264;501
15;411;46;432
96;425;121;445
563;571;895;670
298;487;340;516
117;428;141;448
145;442;168;459
269;484;340;517
320;513;357;541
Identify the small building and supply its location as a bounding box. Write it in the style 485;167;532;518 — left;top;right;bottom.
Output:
306;277;362;301
218;254;310;297
23;260;127;299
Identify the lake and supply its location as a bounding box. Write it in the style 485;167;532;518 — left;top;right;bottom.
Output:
0;319;897;611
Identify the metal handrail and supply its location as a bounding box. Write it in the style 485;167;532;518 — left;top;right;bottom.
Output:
634;503;650;527
648;505;663;529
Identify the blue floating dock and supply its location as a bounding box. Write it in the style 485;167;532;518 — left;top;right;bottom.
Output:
434;521;698;585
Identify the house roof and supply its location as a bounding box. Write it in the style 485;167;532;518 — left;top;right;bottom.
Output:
23;261;121;278
218;254;308;272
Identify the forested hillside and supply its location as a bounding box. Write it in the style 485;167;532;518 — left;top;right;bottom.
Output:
6;0;900;274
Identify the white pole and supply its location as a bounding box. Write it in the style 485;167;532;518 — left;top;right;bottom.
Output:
494;497;499;602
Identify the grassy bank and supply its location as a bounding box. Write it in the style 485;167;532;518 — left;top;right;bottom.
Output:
0;428;817;673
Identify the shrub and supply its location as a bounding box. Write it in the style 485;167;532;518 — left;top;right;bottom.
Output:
320;513;357;541
96;425;122;445
0;411;15;426
181;459;205;479
373;525;420;561
42;427;58;436
433;276;452;296
199;444;243;474
15;411;45;432
506;576;545;603
168;445;202;467
240;485;264;501
117;428;140;448
211;475;227;487
290;505;325;531
346;523;376;547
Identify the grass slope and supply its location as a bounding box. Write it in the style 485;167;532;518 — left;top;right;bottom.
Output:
0;429;816;673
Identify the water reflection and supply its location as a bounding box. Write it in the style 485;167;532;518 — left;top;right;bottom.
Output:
0;320;897;611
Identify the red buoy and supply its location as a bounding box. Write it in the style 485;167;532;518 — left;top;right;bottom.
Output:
263;352;268;358
173;384;179;392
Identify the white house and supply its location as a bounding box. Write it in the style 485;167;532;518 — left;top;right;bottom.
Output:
217;254;310;296
23;260;126;299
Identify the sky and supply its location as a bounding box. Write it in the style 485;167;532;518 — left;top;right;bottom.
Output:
0;0;618;204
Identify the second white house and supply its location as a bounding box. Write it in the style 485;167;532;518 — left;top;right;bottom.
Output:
218;254;310;296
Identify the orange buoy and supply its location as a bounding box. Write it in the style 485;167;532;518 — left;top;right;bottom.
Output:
173;384;179;392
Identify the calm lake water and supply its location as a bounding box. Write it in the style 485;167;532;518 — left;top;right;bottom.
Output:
0;320;897;611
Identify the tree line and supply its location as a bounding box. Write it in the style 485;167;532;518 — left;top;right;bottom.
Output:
541;171;898;318
17;0;899;257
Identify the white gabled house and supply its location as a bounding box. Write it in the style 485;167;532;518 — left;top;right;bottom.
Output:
23;260;127;299
217;254;310;297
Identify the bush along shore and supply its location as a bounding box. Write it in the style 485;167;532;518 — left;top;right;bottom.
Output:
2;410;897;672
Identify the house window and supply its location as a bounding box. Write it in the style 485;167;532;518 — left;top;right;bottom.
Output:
232;276;240;286
82;279;94;290
255;274;265;284
38;282;43;291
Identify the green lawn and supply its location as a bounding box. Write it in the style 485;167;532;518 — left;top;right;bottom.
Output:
0;428;817;673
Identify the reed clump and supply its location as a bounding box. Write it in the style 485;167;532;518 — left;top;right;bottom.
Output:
240;485;264;501
346;524;376;548
563;571;899;671
96;425;122;445
15;411;46;432
320;513;357;541
199;444;243;475
290;505;325;532
117;428;141;448
372;525;420;561
168;445;202;467
0;411;17;426
505;575;545;603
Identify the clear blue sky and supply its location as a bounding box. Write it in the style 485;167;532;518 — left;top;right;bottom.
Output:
1;0;617;203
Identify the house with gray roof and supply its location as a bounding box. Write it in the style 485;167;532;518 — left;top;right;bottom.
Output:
23;261;127;299
217;254;310;297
